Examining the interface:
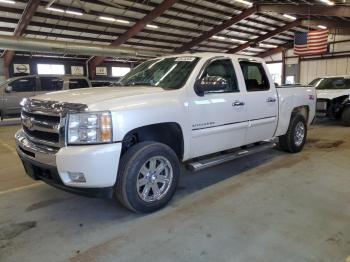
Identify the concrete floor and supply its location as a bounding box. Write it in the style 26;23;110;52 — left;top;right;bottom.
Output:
0;121;349;262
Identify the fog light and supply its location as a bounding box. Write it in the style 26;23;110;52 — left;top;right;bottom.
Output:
68;172;86;183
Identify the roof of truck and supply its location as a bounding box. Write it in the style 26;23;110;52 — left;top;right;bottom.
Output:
154;52;266;63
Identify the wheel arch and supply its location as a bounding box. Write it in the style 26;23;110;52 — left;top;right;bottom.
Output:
291;105;309;122
121;122;185;160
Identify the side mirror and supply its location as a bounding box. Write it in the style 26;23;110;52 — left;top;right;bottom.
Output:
195;76;227;96
5;86;12;93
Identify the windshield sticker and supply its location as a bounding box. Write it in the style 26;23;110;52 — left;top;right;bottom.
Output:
175;57;196;62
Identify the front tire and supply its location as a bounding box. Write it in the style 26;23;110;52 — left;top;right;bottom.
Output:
279;114;307;153
341;107;350;127
116;142;180;213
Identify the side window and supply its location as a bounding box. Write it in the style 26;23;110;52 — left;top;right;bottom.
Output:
331;79;346;89
10;77;36;92
40;77;63;91
239;61;270;92
69;79;89;89
201;59;239;93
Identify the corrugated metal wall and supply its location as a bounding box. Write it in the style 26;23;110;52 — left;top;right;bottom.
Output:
300;57;350;84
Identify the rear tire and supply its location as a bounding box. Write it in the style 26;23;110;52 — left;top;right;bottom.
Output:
279;114;307;153
116;142;180;213
341;107;350;127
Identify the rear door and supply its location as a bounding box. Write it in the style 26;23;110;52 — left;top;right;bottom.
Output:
3;76;38;116
189;57;248;158
238;60;278;144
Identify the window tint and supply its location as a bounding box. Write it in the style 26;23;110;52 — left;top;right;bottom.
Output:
40;77;63;91
313;77;350;90
201;59;239;93
239;61;270;92
69;79;89;89
10;77;36;92
331;78;350;89
120;57;199;90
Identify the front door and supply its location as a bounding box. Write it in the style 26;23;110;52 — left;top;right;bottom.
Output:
3;76;37;116
189;58;248;158
238;61;278;144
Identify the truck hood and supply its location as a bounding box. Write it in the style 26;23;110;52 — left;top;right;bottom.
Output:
316;89;350;100
33;86;165;105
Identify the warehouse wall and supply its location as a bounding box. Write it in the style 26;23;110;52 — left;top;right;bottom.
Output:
9;57;87;78
264;33;350;85
6;56;133;80
299;57;350;84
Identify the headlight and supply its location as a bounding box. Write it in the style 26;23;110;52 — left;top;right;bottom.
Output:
67;111;112;144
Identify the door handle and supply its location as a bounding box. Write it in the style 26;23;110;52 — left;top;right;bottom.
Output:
266;97;277;103
233;101;245;107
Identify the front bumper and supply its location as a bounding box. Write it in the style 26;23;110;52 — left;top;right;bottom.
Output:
15;130;122;197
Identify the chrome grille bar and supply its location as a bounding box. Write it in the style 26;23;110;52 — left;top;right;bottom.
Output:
21;112;60;134
20;98;87;149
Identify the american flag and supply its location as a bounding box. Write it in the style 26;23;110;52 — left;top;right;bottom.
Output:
294;29;329;56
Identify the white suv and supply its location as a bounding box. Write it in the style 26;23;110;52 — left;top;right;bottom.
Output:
0;75;91;119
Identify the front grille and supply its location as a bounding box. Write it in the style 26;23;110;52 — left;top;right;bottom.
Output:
316;99;329;111
21;98;87;150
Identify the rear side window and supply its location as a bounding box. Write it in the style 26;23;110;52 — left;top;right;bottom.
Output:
239;61;270;92
10;77;36;92
40;77;63;91
69;79;89;89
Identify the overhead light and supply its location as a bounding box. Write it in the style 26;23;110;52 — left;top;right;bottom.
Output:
66;10;83;16
231;39;246;44
318;25;327;29
212;35;226;40
0;0;16;4
320;0;334;5
283;14;297;20
146;24;158;29
116;19;130;24
99;16;115;22
259;43;278;48
46;7;64;12
235;0;253;7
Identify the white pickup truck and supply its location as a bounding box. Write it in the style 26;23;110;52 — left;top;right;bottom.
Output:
15;53;316;213
310;76;350;126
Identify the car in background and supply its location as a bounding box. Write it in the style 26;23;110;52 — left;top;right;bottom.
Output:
0;75;91;120
90;80;111;87
310;76;350;126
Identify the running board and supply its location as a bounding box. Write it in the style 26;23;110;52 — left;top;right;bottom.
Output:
186;142;276;172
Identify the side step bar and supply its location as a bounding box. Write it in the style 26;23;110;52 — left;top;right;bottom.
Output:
186;142;276;172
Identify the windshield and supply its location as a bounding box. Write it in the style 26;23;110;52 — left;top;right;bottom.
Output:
119;56;200;89
309;77;350;90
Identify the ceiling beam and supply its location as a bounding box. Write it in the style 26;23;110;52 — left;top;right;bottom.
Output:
330;28;350;35
258;42;294;58
257;4;350;18
2;0;40;78
1;4;290;48
88;0;178;72
227;19;302;54
174;6;257;53
301;19;350;28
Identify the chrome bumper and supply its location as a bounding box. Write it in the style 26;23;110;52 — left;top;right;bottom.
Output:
15;129;57;167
